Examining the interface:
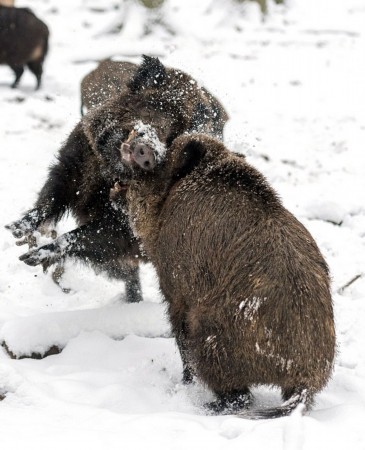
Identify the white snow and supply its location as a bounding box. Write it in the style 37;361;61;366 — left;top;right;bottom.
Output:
1;0;365;448
239;296;266;321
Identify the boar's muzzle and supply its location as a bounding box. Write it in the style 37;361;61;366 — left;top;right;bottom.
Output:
120;140;156;171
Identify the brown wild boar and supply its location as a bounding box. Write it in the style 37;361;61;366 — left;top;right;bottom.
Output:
115;132;336;419
6;56;228;304
80;59;136;115
0;5;49;89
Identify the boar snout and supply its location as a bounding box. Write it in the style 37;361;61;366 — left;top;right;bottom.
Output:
121;141;156;171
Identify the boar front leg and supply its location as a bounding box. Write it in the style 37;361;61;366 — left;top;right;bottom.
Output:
19;217;143;303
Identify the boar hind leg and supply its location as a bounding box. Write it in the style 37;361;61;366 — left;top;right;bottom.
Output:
9;65;24;89
27;60;43;90
206;388;253;414
51;263;72;294
238;386;311;419
123;264;142;303
106;260;143;303
173;322;195;384
281;386;313;412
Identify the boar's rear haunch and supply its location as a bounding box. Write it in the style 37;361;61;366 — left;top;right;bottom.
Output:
5;56;229;304
0;5;49;89
118;132;336;419
80;58;228;139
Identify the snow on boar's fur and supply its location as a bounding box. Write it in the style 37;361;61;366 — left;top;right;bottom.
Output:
116;132;336;419
5;56;228;305
80;56;228;139
80;59;136;116
0;5;49;89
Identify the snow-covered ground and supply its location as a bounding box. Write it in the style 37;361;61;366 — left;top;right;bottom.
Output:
1;0;365;448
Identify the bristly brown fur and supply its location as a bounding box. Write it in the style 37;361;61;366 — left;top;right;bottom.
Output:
80;59;136;115
80;55;228;138
124;133;336;418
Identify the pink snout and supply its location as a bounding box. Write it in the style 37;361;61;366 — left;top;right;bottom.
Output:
121;141;156;171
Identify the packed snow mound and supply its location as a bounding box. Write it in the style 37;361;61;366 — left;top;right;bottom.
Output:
0;302;170;358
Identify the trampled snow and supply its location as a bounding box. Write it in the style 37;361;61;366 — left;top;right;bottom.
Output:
1;0;365;449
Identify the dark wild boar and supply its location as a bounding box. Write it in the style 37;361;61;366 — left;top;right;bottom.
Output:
80;58;228;139
0;5;49;89
6;56;229;303
80;59;136;116
116;132;336;419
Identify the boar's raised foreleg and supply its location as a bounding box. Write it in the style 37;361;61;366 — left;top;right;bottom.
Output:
19;215;143;303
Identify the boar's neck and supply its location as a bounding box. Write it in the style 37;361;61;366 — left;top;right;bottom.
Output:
126;174;168;258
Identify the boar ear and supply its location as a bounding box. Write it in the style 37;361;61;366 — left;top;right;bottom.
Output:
171;138;207;180
128;55;167;93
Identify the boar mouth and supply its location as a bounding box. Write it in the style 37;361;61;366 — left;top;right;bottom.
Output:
110;179;129;202
117;181;129;190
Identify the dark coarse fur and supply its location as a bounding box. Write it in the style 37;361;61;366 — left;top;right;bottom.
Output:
5;56;229;303
80;57;228;139
0;5;49;89
121;133;336;418
80;59;136;115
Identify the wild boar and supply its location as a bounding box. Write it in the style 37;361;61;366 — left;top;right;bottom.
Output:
0;5;49;89
115;131;336;418
79;57;228;139
6;56;229;303
80;59;136;115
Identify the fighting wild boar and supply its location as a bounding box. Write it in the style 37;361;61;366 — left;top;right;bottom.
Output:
80;59;136;115
6;56;229;303
80;57;228;139
115;131;336;418
0;5;49;89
